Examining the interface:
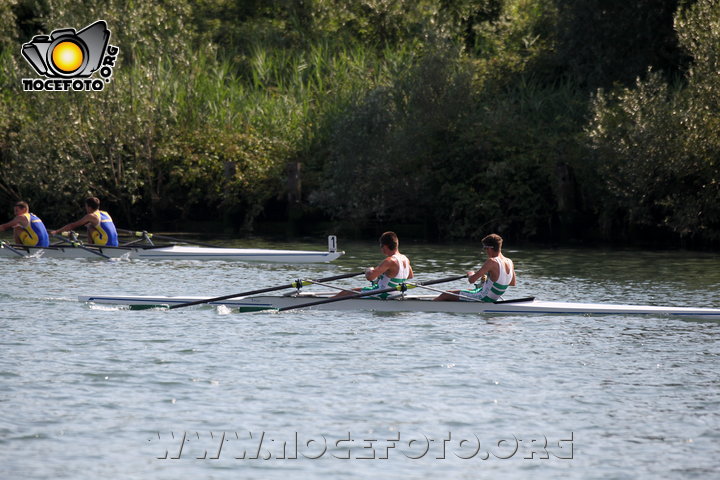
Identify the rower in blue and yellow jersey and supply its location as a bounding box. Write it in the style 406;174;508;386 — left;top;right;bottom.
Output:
51;196;119;246
0;201;50;247
333;231;414;298
434;233;516;302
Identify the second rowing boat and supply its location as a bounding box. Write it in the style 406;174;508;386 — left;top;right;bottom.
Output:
0;236;344;263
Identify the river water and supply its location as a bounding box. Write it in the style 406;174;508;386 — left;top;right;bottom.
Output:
1;238;719;479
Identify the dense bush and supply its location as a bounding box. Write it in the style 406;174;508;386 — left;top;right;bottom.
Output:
588;0;720;243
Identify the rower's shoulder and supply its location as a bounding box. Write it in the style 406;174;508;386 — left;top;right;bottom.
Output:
379;255;397;267
397;252;411;263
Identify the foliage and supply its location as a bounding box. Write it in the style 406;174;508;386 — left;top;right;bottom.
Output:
1;0;718;246
0;0;291;229
310;47;472;226
309;0;586;241
158;126;288;229
0;1;19;52
553;0;687;90
442;73;588;239
194;0;447;48
588;0;720;243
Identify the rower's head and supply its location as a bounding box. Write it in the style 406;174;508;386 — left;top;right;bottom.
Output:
84;196;100;212
482;233;503;255
379;231;399;254
13;201;29;215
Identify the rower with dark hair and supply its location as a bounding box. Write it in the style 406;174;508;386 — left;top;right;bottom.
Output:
434;233;516;302
51;196;119;246
0;201;50;247
334;231;414;298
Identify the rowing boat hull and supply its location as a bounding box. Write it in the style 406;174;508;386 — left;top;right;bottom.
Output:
77;294;720;318
0;244;343;262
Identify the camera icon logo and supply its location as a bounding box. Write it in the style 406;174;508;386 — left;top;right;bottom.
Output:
22;20;110;78
21;20;119;91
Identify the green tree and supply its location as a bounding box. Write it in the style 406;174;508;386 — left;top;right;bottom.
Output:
553;0;687;89
588;0;720;243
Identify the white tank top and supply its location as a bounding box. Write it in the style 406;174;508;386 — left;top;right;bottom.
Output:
375;253;411;289
478;257;514;301
492;257;513;285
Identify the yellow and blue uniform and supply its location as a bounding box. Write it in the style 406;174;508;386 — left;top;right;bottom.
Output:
18;212;50;247
90;210;118;246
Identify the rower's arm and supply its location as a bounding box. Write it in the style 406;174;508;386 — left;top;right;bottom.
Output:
365;258;393;281
468;259;494;283
51;214;96;234
0;216;24;231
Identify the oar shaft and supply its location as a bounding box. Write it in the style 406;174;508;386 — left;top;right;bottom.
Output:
407;281;533;304
0;241;27;257
118;229;220;248
51;233;112;260
305;280;358;294
168;271;365;309
277;275;467;312
405;281;481;301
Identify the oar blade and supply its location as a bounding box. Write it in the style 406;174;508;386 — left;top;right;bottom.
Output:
127;304;170;311
236;305;278;313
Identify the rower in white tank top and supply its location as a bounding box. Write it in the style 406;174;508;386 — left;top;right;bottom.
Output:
372;253;411;290
333;231;414;299
433;233;516;302
459;256;514;302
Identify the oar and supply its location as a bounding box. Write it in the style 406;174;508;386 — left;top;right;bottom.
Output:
275;275;468;312
0;241;27;257
168;271;366;310
410;282;535;304
304;279;360;295
494;296;535;304
403;281;483;301
118;229;221;248
51;233;112;260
